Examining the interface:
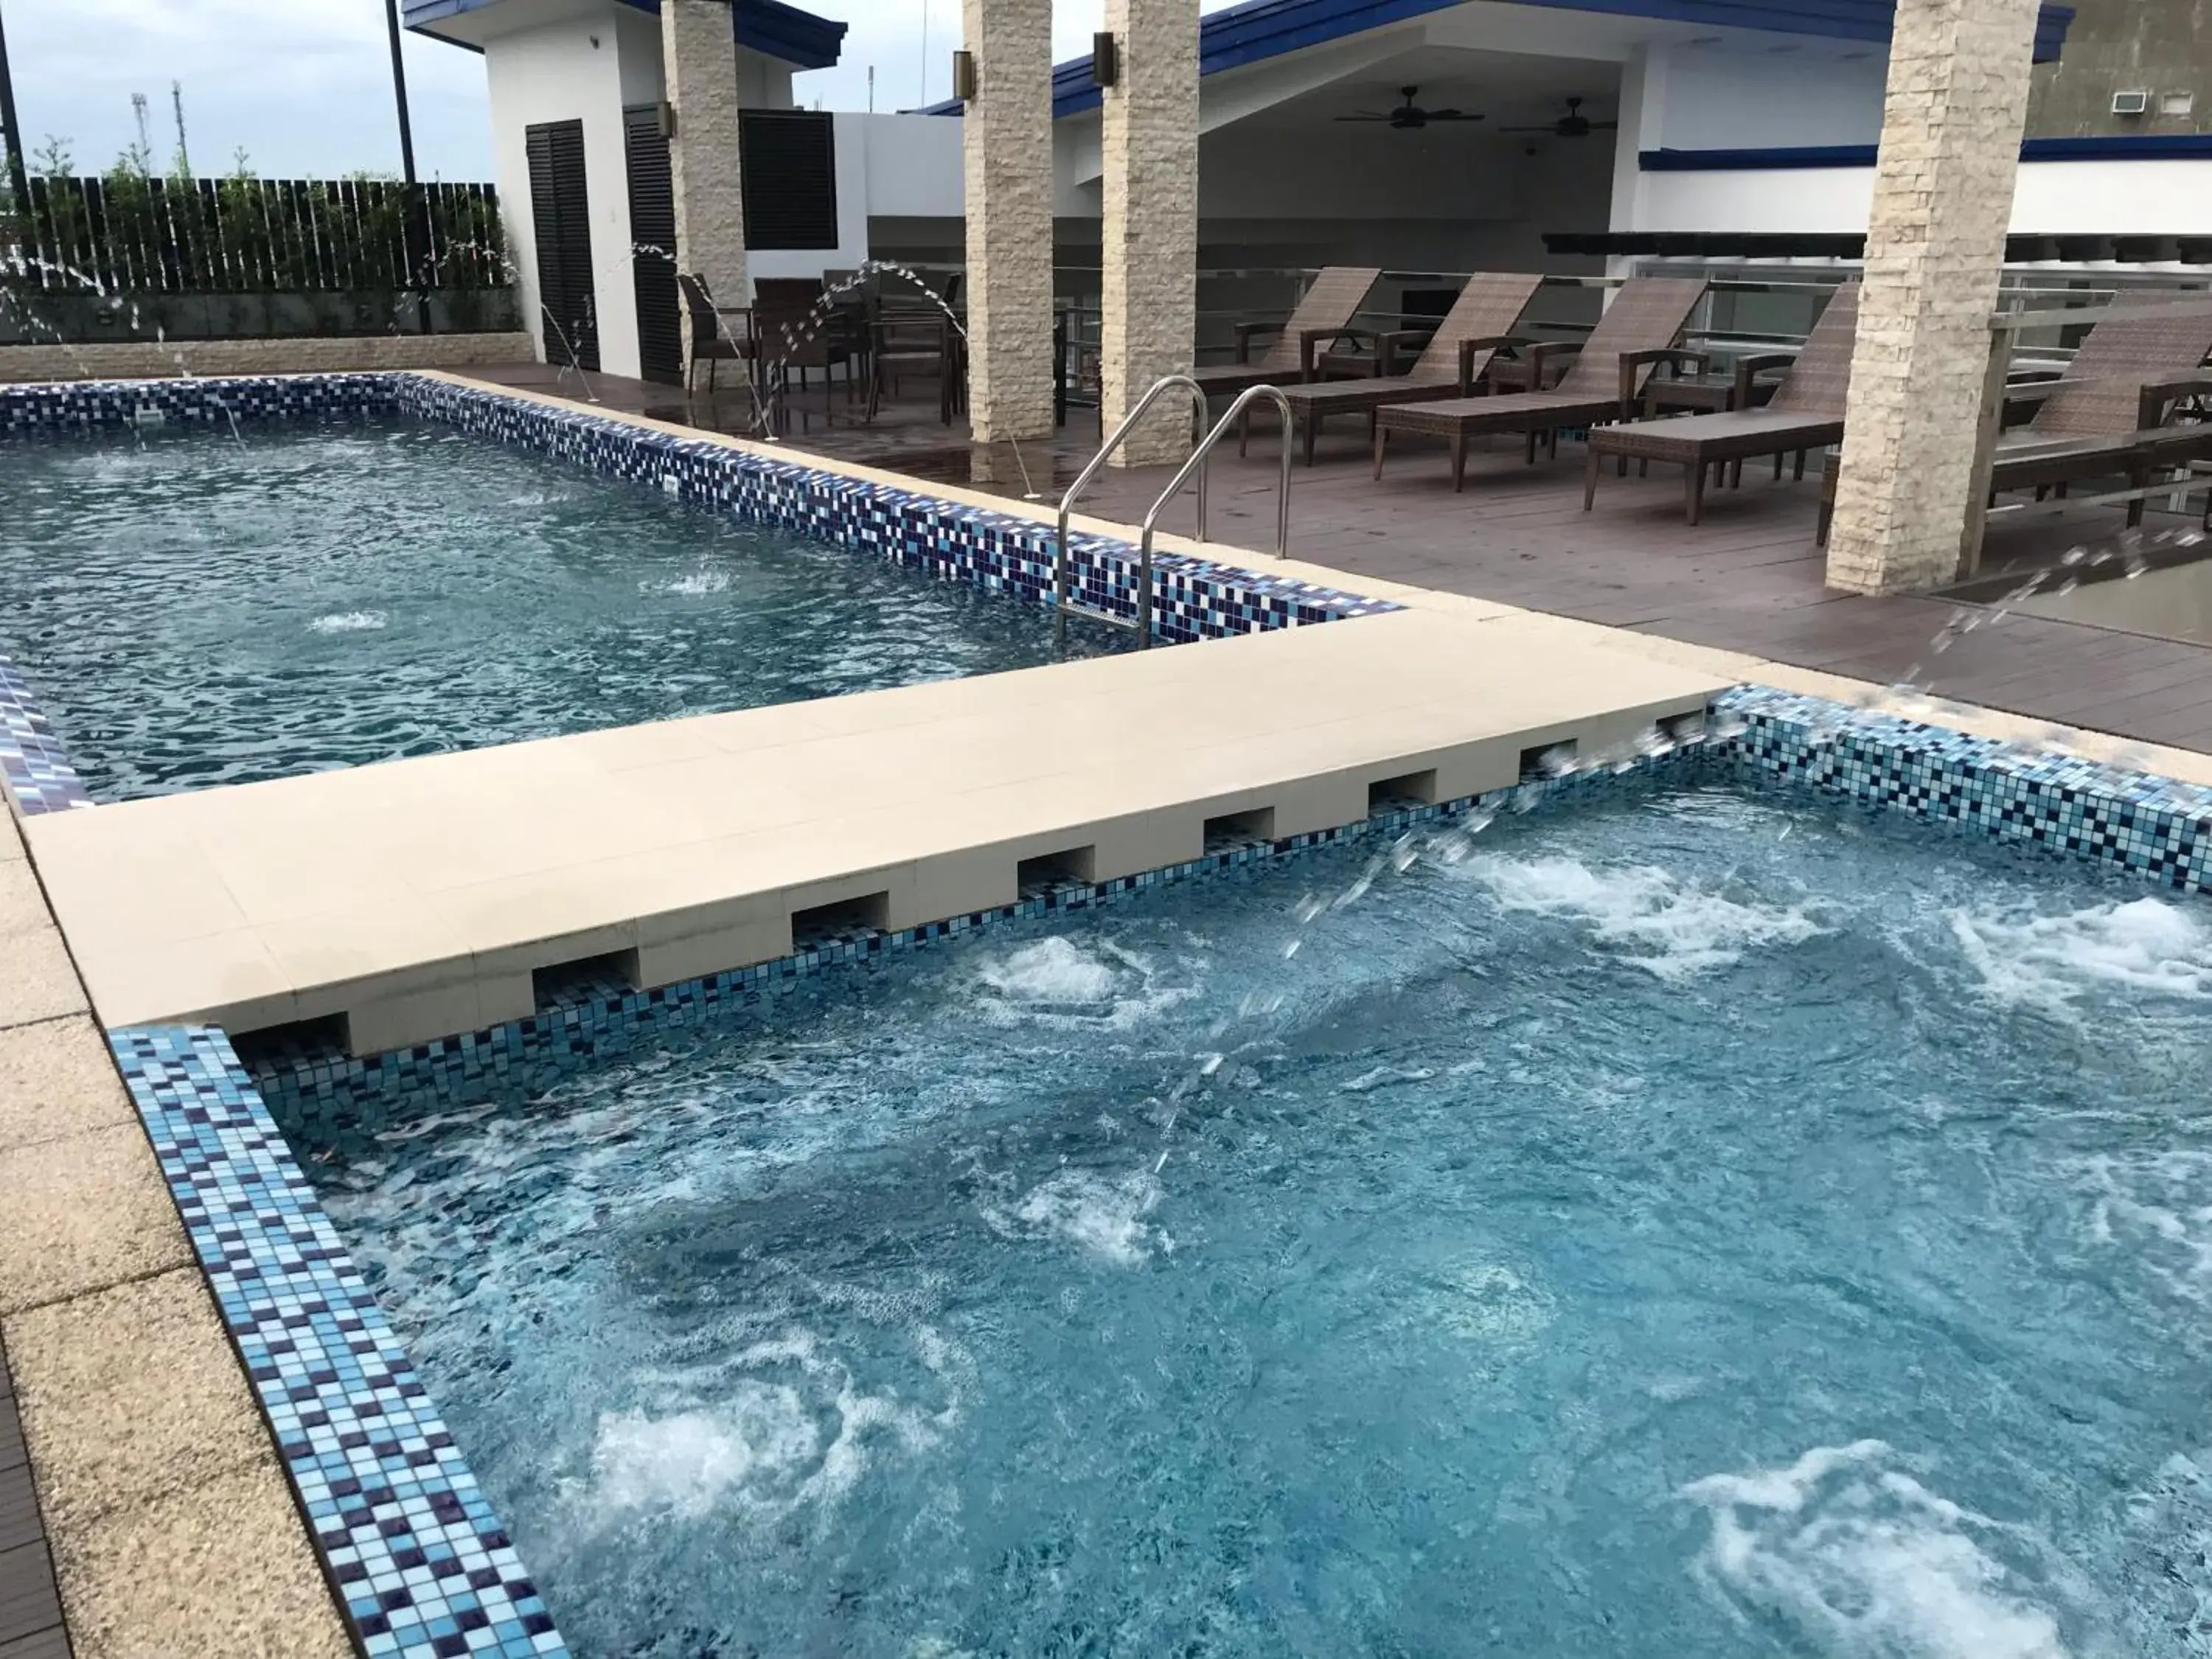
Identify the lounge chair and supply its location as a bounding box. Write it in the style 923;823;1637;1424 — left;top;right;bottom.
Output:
1259;272;1546;465
680;274;752;394
1194;266;1382;401
1988;302;2212;516
1369;277;1710;491
1815;299;2212;543
1582;281;1860;524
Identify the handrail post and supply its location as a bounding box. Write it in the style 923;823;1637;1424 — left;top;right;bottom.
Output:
1135;384;1295;648
1054;372;1208;647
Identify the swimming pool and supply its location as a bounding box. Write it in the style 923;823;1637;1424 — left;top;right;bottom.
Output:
307;771;2212;1658
0;421;1124;800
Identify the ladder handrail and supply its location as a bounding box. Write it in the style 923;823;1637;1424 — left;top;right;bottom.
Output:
1134;384;1295;645
1054;374;1210;647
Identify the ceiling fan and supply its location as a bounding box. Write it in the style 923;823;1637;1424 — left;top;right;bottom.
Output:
1335;86;1484;131
1500;97;1619;139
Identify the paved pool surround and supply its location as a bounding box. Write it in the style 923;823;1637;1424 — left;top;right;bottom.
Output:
10;371;2212;1658
0;807;351;1659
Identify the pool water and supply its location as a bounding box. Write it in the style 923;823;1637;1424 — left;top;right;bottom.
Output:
0;422;1121;799
314;780;2212;1658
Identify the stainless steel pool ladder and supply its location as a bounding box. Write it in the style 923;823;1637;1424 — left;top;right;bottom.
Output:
1053;378;1296;650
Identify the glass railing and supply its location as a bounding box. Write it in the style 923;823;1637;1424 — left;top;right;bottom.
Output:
858;260;2212;399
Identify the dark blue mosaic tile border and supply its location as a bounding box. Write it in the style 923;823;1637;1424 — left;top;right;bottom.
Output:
1717;684;2212;895
1;372;1394;648
0;373;402;433
108;1026;568;1659
0;653;91;815
383;375;1394;641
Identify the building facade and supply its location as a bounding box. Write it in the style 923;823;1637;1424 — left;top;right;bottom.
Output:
2027;0;2211;138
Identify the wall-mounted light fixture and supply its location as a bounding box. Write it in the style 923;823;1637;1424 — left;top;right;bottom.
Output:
951;49;977;102
1093;32;1119;88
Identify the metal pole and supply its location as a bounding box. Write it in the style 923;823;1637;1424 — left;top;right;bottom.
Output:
383;0;419;185
383;0;435;334
0;1;32;221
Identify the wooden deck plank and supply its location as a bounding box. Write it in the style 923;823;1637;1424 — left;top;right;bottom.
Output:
0;1335;67;1658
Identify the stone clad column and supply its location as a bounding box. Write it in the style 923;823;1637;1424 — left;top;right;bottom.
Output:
961;0;1056;442
1100;0;1199;466
1825;0;2042;594
662;0;747;359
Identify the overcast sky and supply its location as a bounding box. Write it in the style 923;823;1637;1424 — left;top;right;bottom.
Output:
4;0;1248;181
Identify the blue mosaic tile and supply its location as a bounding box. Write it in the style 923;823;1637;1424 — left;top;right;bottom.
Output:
379;375;1394;644
1715;684;2212;895
108;1027;569;1659
0;653;91;815
0;373;401;434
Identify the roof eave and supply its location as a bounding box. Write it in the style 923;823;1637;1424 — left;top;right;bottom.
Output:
921;0;2076;121
403;0;846;71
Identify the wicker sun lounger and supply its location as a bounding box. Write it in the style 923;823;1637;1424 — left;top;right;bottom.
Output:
1582;281;1860;524
1194;266;1382;401
1259;272;1546;464
1815;299;2212;543
1369;277;1709;490
1989;302;2212;509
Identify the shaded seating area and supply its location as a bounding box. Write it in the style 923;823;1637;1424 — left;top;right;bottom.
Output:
1259;273;1546;465
1194;265;1381;403
1369;277;1709;490
1582;281;1861;524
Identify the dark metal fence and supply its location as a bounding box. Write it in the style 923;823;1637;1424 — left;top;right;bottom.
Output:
10;175;509;296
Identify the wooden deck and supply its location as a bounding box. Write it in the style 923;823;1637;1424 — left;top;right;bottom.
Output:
464;362;2212;757
0;1328;69;1659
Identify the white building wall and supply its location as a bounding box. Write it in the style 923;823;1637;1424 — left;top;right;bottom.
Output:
1635;159;2212;235
484;9;643;377
616;6;665;106
860;114;965;219
1187;127;1610;271
736;46;796;108
477;4;821;370
1652;46;1888;150
1614;39;2212;239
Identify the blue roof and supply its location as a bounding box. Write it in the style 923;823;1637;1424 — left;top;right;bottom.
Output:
926;0;2073;119
405;0;847;71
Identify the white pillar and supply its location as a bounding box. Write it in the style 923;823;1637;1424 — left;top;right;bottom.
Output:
1607;46;1666;251
1099;0;1200;467
1826;0;2042;594
662;0;747;359
961;0;1056;442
